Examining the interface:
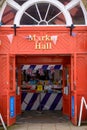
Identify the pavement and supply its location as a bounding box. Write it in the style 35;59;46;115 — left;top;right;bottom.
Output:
0;111;87;130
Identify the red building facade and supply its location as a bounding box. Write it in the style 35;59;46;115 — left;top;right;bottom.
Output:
0;0;87;126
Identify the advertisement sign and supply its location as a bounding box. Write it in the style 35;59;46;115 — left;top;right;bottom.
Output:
10;96;15;118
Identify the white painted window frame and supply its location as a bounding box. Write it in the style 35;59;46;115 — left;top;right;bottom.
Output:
0;0;87;26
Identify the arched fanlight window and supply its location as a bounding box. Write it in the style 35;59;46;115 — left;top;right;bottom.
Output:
20;3;66;25
0;0;87;25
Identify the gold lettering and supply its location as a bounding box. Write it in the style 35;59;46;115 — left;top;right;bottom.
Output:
28;34;53;42
35;42;52;50
46;35;52;41
45;43;52;49
28;35;36;41
41;35;52;41
32;35;36;41
41;36;45;41
41;43;46;49
35;43;41;49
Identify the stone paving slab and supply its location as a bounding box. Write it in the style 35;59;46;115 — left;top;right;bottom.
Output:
7;122;87;130
6;111;87;130
41;124;55;130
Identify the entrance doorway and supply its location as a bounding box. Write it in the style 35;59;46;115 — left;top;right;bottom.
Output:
15;55;71;122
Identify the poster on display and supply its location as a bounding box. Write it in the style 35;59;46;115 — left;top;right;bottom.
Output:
71;96;75;117
10;96;15;118
37;85;43;91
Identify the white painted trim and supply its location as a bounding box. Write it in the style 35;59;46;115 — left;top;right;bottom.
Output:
0;0;87;26
1;24;87;28
14;0;72;26
0;1;6;22
80;1;87;25
65;0;87;25
65;0;80;11
6;0;20;10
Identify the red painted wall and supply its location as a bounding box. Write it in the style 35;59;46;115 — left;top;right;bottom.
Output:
0;26;87;55
0;26;87;126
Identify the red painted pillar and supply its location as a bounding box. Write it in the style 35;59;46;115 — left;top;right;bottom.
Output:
8;55;16;126
71;53;77;125
62;64;71;117
0;54;16;126
16;64;21;115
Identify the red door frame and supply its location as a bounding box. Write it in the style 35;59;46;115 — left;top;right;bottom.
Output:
70;54;77;125
62;64;71;118
8;55;16;126
16;64;22;116
0;54;16;126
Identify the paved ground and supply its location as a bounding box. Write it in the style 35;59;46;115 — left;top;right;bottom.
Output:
0;111;87;130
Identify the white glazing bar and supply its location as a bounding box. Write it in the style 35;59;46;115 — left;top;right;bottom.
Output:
48;12;61;23
44;3;50;21
35;3;42;21
25;12;39;23
80;1;87;25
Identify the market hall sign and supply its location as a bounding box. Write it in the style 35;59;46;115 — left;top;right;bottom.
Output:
26;34;58;50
